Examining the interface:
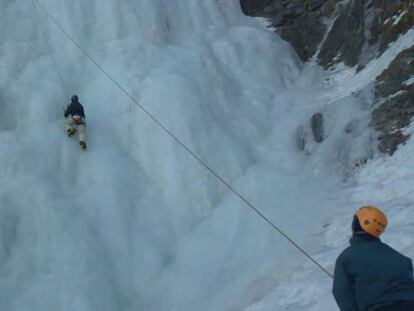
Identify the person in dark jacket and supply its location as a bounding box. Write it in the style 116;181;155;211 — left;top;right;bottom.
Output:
333;205;414;311
64;95;87;150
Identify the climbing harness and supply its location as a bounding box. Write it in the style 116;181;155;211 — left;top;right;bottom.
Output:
70;115;85;125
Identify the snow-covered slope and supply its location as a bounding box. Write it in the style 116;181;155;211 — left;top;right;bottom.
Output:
0;1;412;310
247;28;414;310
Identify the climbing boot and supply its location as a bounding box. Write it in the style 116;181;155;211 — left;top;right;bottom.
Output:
79;141;87;150
67;128;77;137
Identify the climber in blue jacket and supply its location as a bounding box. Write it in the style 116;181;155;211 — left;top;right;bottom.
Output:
64;95;87;150
333;205;414;311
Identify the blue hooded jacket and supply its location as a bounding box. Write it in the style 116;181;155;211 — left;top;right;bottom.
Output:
333;234;414;311
64;96;85;118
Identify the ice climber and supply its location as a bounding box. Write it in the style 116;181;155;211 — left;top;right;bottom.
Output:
64;95;87;150
333;205;414;311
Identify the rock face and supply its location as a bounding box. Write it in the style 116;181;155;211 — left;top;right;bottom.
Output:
239;0;337;62
318;0;414;69
239;0;273;15
240;0;413;67
311;113;324;143
371;46;414;154
317;0;365;68
240;0;414;155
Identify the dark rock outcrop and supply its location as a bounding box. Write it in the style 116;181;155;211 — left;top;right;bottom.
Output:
241;0;414;156
241;0;414;68
318;1;365;68
240;0;338;62
318;0;414;69
375;0;414;53
311;113;325;143
240;0;273;15
371;46;414;154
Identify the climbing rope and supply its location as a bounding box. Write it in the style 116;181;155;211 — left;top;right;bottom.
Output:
33;0;334;279
32;0;69;99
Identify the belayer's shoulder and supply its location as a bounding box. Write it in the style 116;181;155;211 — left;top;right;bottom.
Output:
336;246;353;261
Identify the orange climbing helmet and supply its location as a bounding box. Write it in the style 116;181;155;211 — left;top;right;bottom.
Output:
354;205;388;237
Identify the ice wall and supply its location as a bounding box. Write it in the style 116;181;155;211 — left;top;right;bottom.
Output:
0;1;345;310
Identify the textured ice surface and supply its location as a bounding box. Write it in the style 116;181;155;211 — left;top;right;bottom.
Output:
1;1;412;311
